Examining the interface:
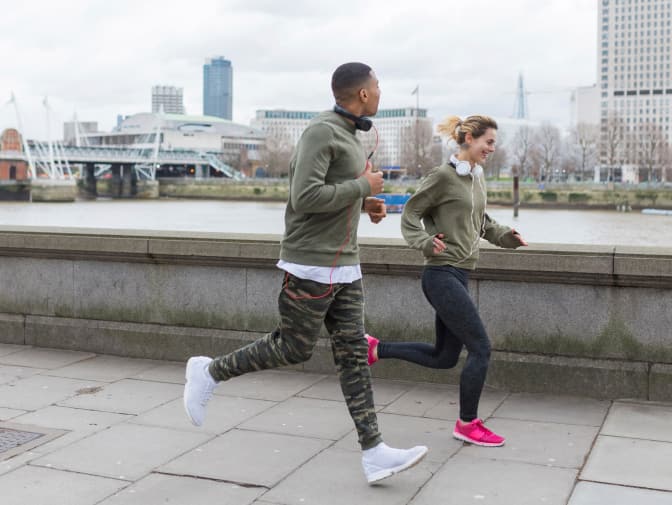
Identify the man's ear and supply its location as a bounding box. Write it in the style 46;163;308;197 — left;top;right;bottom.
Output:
359;88;368;101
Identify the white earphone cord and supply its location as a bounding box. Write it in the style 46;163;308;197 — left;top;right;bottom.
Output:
453;171;486;266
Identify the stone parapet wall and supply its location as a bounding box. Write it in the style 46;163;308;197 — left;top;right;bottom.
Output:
0;226;670;399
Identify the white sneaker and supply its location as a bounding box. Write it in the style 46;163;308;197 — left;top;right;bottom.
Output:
361;442;428;484
183;356;217;426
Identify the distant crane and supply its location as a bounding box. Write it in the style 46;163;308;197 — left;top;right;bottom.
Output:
511;72;576;120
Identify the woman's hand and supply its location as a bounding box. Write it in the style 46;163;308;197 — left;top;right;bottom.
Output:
432;233;446;254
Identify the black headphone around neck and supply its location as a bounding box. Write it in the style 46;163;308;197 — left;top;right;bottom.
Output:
333;104;373;131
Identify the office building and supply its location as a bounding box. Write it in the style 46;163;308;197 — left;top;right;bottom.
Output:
152;85;185;114
598;0;672;181
251;110;318;146
203;57;233;120
252;107;434;172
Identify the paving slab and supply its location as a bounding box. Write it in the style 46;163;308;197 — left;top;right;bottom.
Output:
409;453;577;505
263;446;435;505
382;383;507;421
32;423;211;481
0;375;105;410
0;343;29;357
130;395;276;434
0;465;127;505
45;355;163;382
130;361;185;383
160;429;330;488
0;449;40;476
580;435;672;491
568;481;672;505
98;473;264;505
0;407;26;420
494;393;610;426
59;378;183;414
297;375;413;406
0;347;94;369
214;369;326;401
601;401;672;442
12;405;132;453
461;417;599;468
0;364;44;384
335;412;461;464
238;396;355;441
0;347;669;503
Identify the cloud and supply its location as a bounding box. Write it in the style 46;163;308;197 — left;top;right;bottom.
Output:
0;0;597;138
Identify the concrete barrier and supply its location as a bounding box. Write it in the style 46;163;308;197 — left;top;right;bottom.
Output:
0;226;670;399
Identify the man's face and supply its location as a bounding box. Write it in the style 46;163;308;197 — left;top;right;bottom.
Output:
361;70;381;116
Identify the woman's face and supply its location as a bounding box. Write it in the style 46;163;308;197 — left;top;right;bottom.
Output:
466;128;497;165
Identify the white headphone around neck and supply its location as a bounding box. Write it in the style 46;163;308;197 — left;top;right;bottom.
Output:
454;160;472;176
451;157;483;177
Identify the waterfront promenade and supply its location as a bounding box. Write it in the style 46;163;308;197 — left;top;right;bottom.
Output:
1;344;671;504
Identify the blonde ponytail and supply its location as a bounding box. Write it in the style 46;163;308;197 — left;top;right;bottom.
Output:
437;115;498;145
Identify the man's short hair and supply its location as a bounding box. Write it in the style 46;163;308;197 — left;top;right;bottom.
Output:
331;62;372;103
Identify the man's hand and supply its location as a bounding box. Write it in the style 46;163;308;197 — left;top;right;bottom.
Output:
511;229;528;247
364;197;387;224
362;160;384;195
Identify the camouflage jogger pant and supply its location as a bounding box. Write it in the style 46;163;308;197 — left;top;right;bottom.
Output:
209;272;382;450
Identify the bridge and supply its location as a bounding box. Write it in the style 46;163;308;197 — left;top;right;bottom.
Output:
0;144;242;180
2;93;243;182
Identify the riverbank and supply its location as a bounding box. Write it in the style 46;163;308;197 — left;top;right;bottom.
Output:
158;178;672;210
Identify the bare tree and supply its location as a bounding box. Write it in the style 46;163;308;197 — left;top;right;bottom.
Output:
534;122;561;182
559;138;580;181
636;123;669;183
260;134;294;177
573;123;599;181
400;120;438;176
511;125;534;180
600;113;626;181
482;145;508;179
663;147;672;183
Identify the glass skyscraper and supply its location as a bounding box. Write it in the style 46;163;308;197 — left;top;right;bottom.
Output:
203;57;233;120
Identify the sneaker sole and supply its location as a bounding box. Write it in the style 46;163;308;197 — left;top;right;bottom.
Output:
452;431;505;447
183;359;203;427
366;447;429;484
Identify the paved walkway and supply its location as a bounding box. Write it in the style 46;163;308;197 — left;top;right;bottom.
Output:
0;343;670;505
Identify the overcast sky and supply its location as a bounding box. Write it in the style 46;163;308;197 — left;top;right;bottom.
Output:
0;0;597;139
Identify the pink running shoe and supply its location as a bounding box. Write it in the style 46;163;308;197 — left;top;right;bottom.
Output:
365;334;379;366
453;419;505;447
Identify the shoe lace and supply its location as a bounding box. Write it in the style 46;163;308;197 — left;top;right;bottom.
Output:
200;375;216;406
474;420;497;439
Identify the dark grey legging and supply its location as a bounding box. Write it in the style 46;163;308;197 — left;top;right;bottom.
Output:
377;265;491;422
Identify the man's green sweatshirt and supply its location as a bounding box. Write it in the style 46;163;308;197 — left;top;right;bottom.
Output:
279;111;371;266
401;163;521;270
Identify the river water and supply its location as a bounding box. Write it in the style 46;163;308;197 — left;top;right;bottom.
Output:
0;199;670;248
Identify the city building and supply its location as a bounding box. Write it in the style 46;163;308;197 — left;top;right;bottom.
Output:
63;121;98;146
372;107;434;173
203;57;233;120
251;110;318;147
81;113;265;175
252;107;434;173
152;85;185;114
598;0;672;182
571;85;601;126
0;128;29;180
